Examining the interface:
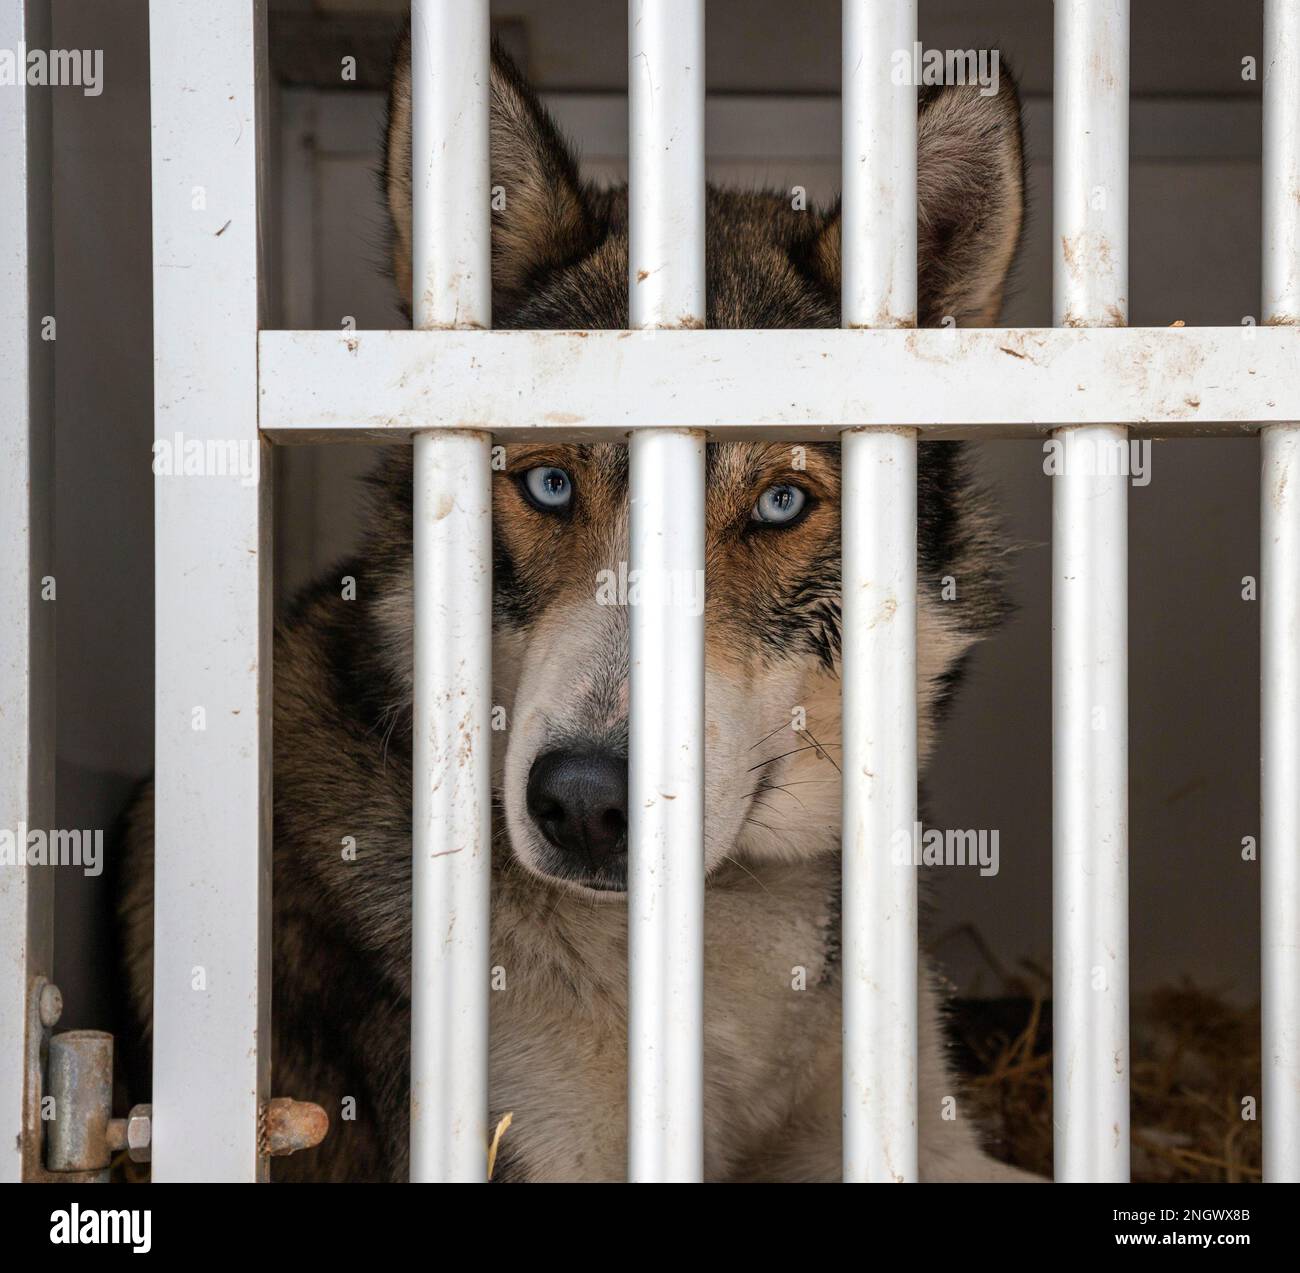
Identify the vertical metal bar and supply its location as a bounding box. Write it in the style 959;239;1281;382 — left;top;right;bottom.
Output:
627;0;706;1183
408;0;493;1184
1052;0;1131;1184
840;0;919;1184
0;0;53;1184
150;0;272;1181
629;0;706;328
410;0;491;333
840;428;917;1184
1263;0;1300;327
1261;431;1300;1183
841;1;917;332
627;429;706;1183
1261;0;1300;1185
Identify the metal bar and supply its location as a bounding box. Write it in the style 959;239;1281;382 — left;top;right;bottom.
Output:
840;429;918;1183
1261;0;1300;1185
1052;0;1131;1184
1054;2;1130;330
841;0;917;332
257;326;1300;443
626;0;706;1183
410;431;493;1182
839;0;919;1184
628;0;706;329
1261;429;1300;1183
410;0;491;332
408;0;493;1184
1264;0;1300;327
0;0;53;1185
150;0;272;1182
627;430;706;1183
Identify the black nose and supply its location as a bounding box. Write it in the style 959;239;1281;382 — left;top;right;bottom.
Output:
526;749;628;865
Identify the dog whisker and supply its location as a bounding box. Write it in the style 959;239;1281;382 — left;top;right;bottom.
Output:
797;724;843;774
748;720;795;752
721;853;774;897
746;742;842;774
740;785;802;811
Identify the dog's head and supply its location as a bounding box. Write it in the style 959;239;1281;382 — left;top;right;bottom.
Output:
376;34;1023;896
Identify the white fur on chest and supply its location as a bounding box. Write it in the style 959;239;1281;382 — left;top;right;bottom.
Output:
482;854;1033;1182
488;857;837;1180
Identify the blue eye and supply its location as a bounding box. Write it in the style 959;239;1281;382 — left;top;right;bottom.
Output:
751;484;807;526
522;466;573;512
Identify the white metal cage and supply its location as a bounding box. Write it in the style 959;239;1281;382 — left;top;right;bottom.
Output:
3;0;1299;1183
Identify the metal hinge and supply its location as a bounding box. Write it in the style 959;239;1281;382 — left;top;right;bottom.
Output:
24;976;328;1178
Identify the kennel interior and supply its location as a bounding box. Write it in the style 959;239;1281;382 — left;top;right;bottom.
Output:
0;0;1294;1183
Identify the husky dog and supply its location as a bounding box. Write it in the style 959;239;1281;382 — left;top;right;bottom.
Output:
118;31;1030;1182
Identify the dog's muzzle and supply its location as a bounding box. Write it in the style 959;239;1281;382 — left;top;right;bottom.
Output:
525;747;628;891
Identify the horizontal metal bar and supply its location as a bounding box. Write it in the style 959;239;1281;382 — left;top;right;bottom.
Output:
259;326;1300;442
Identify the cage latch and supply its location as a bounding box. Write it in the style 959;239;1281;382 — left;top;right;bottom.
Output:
27;976;328;1177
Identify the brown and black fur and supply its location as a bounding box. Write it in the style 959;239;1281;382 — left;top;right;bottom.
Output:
118;27;1031;1181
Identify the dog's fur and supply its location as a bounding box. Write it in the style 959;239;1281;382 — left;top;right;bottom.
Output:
118;29;1030;1181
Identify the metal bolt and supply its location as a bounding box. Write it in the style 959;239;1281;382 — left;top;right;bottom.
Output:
38;982;63;1029
260;1098;329;1157
126;1104;152;1163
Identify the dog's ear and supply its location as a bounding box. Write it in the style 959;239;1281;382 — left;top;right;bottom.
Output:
384;31;597;318
807;70;1024;327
